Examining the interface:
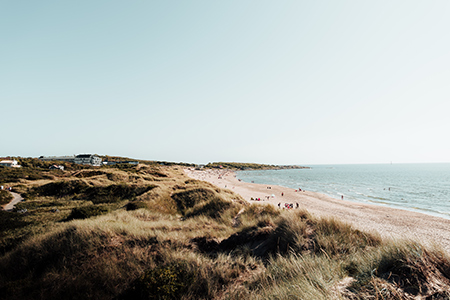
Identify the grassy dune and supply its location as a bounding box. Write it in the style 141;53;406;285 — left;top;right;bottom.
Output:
0;190;13;206
1;160;450;299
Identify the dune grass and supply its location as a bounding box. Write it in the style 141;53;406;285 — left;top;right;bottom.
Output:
0;190;13;206
1;163;450;299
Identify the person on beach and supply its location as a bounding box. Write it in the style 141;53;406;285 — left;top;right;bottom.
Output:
341;195;344;200
296;203;299;209
278;202;281;208
281;192;284;196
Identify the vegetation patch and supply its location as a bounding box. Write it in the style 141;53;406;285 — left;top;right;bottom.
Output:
0;190;13;206
27;180;89;198
121;262;195;300
126;201;148;211
185;197;236;220
27;181;157;203
1;157;450;300
171;188;218;213
0;166;52;183
72;170;106;178
84;184;157;204
66;205;108;220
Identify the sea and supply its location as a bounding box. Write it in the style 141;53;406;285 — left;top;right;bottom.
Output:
236;163;450;220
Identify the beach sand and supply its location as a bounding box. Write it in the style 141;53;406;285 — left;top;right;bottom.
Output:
185;168;450;253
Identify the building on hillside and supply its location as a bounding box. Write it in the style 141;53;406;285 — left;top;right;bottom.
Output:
74;154;102;166
0;159;21;168
39;155;75;163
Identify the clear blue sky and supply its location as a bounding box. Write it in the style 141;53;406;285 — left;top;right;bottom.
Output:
2;1;450;165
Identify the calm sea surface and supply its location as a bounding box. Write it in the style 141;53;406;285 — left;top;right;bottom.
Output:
236;163;450;220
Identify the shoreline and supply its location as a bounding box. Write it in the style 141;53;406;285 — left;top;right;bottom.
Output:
185;168;450;253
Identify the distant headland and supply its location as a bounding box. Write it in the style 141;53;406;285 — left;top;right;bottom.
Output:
203;162;310;170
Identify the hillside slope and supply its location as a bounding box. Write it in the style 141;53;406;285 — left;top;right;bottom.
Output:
1;161;450;299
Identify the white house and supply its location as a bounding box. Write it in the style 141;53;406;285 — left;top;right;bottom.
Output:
0;159;20;167
74;154;102;166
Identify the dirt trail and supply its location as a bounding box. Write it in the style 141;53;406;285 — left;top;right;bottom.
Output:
3;192;24;211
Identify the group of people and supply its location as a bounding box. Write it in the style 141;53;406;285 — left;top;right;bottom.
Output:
278;202;299;209
251;195;272;201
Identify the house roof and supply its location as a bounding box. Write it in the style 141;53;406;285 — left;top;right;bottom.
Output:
0;160;16;164
76;154;94;158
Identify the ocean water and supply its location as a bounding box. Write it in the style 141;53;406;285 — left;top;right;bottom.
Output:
236;163;450;220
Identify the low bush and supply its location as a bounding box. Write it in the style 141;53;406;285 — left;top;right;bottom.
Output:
27;180;89;198
122;262;195;300
28;181;157;204
344;243;450;298
0;167;52;183
85;184;156;204
66;205;108;220
185;197;233;219
0;190;13;205
171;188;217;213
126;201;148;211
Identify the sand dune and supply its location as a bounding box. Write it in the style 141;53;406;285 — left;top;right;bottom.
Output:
185;168;450;253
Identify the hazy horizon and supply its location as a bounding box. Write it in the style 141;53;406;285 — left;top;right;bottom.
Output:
3;153;449;167
2;1;449;165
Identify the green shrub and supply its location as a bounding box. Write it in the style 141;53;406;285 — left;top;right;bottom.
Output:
0;211;34;255
126;201;148;211
0;190;13;205
0;167;51;183
171;188;217;213
122;262;195;300
185;197;232;219
66;205;108;220
28;180;89;198
85;184;156;204
28;181;157;203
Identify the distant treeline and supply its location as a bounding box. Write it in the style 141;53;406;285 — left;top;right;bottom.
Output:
206;162;310;170
6;156;195;169
99;155;196;167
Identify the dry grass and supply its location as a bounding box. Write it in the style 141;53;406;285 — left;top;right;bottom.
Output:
1;164;450;300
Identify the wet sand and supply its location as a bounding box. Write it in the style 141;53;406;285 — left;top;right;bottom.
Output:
185;168;450;253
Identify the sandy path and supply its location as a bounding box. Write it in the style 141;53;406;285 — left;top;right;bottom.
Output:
2;192;24;211
185;168;450;253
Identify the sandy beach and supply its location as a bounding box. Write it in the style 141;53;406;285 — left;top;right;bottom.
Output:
185;168;450;253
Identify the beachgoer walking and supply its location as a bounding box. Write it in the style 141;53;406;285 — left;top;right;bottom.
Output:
341;195;344;200
281;192;284;196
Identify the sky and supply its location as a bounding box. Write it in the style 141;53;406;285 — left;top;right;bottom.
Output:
2;1;450;165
